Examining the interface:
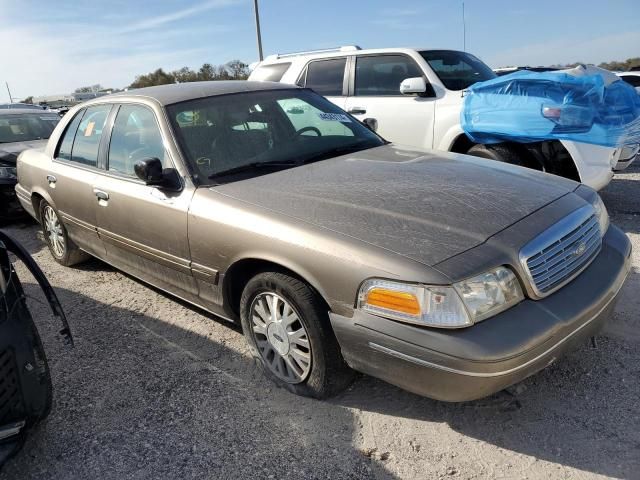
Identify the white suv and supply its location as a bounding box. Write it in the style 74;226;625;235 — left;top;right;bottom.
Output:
250;46;638;190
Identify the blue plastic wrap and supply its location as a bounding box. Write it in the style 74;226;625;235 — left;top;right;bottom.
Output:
461;67;640;147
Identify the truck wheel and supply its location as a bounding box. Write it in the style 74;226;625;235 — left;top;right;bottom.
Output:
39;201;89;267
240;271;354;399
466;144;531;168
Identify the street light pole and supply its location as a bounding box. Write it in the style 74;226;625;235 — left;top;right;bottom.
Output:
5;82;13;103
253;0;264;61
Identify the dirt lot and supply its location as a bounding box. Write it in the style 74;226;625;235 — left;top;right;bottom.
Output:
1;163;639;480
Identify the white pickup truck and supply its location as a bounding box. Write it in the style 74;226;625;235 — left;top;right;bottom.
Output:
250;46;638;190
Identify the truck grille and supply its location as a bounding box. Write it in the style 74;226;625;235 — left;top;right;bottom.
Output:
520;206;602;297
0;348;22;424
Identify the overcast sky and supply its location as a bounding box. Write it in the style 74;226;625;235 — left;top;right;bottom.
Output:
2;0;638;101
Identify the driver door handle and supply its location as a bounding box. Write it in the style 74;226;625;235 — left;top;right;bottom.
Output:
348;107;367;115
93;189;109;201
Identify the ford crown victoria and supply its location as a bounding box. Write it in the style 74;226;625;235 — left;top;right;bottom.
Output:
15;82;631;401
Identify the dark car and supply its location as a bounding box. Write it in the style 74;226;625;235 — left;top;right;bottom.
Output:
0;109;60;221
0;230;71;468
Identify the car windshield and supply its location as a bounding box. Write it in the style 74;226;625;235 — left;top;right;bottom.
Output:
0;113;60;143
420;50;496;91
166;89;385;184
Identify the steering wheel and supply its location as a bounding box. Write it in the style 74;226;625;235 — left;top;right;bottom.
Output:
295;126;322;137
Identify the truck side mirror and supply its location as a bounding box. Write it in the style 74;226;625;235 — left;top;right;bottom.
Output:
400;77;435;97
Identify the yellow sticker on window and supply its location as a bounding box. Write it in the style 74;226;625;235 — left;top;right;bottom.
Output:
85;122;95;136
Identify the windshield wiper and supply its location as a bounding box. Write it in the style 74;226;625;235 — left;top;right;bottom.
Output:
208;160;297;180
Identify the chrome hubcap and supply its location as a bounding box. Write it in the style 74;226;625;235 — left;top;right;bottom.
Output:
43;206;64;257
250;292;311;384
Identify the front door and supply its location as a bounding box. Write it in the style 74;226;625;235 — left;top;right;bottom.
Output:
47;104;113;257
343;54;436;150
92;104;198;299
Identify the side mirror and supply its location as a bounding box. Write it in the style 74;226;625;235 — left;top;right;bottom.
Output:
362;117;378;132
134;158;164;184
400;77;430;96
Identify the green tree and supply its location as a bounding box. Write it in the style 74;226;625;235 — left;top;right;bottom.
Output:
226;60;249;79
198;63;216;81
130;68;175;88
172;66;198;83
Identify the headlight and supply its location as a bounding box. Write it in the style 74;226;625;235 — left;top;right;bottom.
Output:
591;194;609;234
0;166;17;179
453;267;524;322
357;267;524;329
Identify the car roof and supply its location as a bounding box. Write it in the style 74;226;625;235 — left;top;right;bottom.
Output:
255;47;452;66
105;81;298;106
0;108;57;116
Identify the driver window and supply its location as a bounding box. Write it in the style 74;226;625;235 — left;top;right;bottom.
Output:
355;55;422;96
278;98;354;137
107;105;168;177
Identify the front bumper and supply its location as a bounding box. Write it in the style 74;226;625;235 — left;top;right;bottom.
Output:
329;225;631;402
614;146;639;171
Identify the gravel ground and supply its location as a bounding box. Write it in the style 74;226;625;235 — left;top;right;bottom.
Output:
1;163;640;480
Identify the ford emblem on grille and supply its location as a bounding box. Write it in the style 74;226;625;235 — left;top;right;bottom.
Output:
573;241;587;257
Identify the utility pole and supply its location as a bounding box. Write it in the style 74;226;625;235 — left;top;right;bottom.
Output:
253;0;264;61
462;2;466;51
5;82;13;103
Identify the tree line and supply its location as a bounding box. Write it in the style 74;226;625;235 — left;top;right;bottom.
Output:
129;60;250;89
551;57;640;71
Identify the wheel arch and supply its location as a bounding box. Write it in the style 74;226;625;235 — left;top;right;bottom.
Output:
30;187;55;223
222;256;333;320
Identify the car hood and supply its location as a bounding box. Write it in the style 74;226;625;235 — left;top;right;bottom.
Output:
0;139;48;164
214;145;576;266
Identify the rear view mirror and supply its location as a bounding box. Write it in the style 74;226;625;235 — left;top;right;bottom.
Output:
134;157;164;184
400;77;429;96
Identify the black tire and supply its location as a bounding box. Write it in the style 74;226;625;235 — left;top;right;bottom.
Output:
39;200;89;267
240;271;355;399
466;143;534;169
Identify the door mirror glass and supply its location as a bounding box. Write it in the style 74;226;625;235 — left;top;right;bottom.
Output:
362;117;378;132
134;157;163;184
400;77;427;95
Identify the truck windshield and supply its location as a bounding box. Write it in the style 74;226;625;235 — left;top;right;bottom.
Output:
166;88;385;184
0;113;60;143
420;50;496;91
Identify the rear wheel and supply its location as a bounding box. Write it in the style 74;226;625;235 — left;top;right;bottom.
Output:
39;201;89;267
240;271;354;398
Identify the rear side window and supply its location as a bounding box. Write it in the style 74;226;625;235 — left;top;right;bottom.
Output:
354;55;423;96
107;105;168;177
620;75;640;87
71;105;111;167
303;58;346;96
57;104;111;167
57;110;84;161
251;63;291;82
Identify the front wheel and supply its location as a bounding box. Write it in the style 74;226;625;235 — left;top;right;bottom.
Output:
466;143;542;171
240;271;354;398
39;201;89;267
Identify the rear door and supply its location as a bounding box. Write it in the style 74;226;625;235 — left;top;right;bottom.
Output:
297;57;348;109
92;103;198;299
47;104;112;257
343;54;436;149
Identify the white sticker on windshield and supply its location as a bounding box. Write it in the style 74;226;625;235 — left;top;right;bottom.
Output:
317;113;351;123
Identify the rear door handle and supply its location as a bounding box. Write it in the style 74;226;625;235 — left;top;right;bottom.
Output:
93;189;109;201
46;175;57;184
348;107;367;115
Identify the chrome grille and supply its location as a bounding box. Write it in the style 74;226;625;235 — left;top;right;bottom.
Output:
520;206;602;297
